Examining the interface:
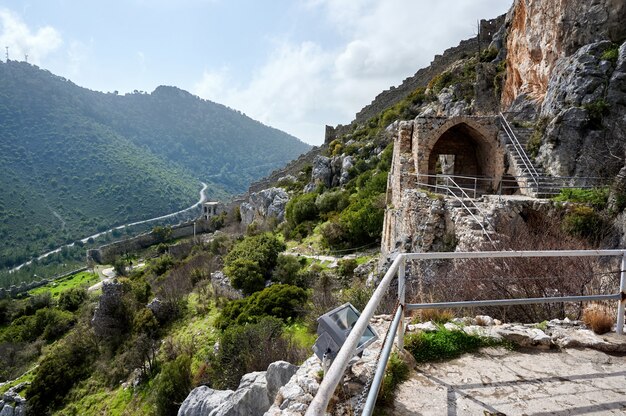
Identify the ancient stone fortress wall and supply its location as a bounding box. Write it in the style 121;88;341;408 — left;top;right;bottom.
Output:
382;116;506;256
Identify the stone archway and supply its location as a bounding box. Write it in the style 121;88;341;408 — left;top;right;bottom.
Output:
413;116;504;194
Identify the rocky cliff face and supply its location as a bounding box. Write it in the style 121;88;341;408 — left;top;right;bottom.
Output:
502;0;626;108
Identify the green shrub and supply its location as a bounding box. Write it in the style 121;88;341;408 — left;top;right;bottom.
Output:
527;117;550;157
224;233;285;278
286;192;319;226
316;190;350;218
216;284;308;329
377;352;410;407
552;187;609;210
583;99;610;129
601;44;619;64
405;327;502;363
272;255;306;286
208;317;307;390
154;354;192;416
58;287;88;311
479;47;498;62
337;258;358;281
562;205;606;241
27;328;98;414
224;258;265;295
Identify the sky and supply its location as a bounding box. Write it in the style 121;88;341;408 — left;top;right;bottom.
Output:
0;1;512;145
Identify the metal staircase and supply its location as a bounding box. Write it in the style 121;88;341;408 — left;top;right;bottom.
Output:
498;113;605;197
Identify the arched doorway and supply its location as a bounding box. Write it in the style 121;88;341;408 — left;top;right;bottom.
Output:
416;118;503;195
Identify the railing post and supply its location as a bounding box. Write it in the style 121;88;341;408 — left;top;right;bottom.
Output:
473;177;477;199
397;255;406;349
617;253;626;335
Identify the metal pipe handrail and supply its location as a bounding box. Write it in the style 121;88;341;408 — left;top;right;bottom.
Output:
306;250;626;416
407;293;621;310
442;176;496;245
499;112;539;187
361;304;404;415
304;254;404;416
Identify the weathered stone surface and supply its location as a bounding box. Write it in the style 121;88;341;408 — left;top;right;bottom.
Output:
216;371;270;416
541;41;616;117
307;156;332;191
0;404;14;416
240;187;290;227
503;0;626;107
266;361;298;402
393;347;626;415
177;386;235;416
339;156;353;186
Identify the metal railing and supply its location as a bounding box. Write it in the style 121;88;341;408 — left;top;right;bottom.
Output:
499;112;539;188
418;175;496;246
305;249;626;416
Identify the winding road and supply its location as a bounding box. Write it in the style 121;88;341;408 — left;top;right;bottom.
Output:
9;182;209;273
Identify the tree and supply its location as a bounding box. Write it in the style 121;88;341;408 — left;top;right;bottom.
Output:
154;354;192;416
224;258;265;295
216;284;307;329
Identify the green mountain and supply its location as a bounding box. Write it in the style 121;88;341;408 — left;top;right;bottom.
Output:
0;61;310;269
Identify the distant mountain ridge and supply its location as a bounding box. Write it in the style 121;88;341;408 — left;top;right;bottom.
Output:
0;60;310;268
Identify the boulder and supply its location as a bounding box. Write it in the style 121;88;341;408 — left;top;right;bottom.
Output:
308;156;332;190
339;156;353;186
266;361;298;401
215;371;270;416
240;188;290;227
0;404;14;416
177;386;235;416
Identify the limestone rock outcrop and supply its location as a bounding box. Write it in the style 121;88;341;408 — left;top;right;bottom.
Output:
502;0;626;107
0;383;27;416
178;361;298;416
304;155;355;192
240;187;289;227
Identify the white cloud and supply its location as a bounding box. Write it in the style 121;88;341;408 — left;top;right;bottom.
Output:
0;8;62;64
193;0;513;145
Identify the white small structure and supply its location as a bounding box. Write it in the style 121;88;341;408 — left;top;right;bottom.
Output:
202;201;222;221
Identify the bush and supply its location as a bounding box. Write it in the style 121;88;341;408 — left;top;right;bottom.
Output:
601;44;619;64
582;303;613;334
527;117;550;157
224;233;285;278
272;255;306;286
286;192;319;226
377;352;410;407
208;317;308;390
315;190;350;218
405;327;502;363
216;284;308;329
553;187;609;210
27;327;97;414
413;308;454;325
224;258;265;295
583;99;610;129
562;205;606;242
154;354;192;416
58;287;88;311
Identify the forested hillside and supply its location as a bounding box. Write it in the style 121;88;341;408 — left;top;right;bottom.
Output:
0;61;309;269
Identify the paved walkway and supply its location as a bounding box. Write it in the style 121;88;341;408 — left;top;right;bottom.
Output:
392;347;626;415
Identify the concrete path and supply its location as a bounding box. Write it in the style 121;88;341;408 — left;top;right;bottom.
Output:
392;347;626;415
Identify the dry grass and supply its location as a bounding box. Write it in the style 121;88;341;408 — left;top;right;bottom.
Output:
413;308;454;324
582;303;614;334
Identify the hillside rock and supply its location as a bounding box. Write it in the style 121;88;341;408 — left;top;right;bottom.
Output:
240;187;289;227
179;361;297;416
536;40;625;177
502;0;626;107
177;387;235;416
0;383;27;416
304;155;354;192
